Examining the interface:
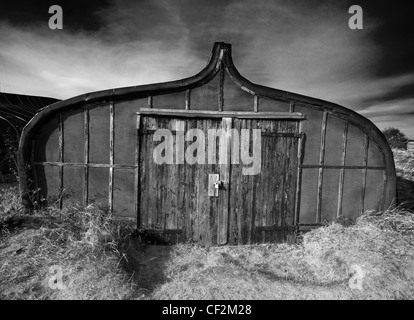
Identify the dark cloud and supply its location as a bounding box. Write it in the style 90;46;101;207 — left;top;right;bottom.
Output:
359;0;414;78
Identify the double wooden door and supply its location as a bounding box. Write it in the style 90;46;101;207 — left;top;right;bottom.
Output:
137;111;301;246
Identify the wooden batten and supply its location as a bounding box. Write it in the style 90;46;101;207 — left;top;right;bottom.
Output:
217;117;232;245
289;101;295;113
185;89;191;110
31;140;40;205
219;64;224;111
83;107;89;205
360;134;369;215
137;108;305;119
147;95;153;108
254;95;259;113
108;102;114;213
58;113;63;209
337;120;348;218
294;126;306;228
134;114;141;225
301;164;385;170
34;162;136;169
381;170;388;211
316;110;328;223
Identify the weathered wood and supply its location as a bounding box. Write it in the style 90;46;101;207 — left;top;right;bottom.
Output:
219;65;224;111
137;229;182;234
83;107;89;205
229;119;298;244
140;129;302;138
255;225;296;231
31;140;40;205
135;114;141;224
337;121;348;217
185;89;191;110
360;134;369;215
316;110;328;223
109;102;114;213
289;101;295;113
381;170;388;211
137;108;305;119
147;95;153;108
294;130;306;229
217;117;232;244
58;113;63;209
34;162;136;169
301;164;385;170
254;95;259;112
138;116;222;245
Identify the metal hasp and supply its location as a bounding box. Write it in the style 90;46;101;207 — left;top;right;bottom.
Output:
208;174;221;197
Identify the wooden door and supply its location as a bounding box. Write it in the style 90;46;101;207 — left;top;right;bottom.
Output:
138;112;301;246
138;115;230;246
228;119;300;244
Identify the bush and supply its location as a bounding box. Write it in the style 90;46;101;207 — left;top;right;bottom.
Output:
383;127;409;149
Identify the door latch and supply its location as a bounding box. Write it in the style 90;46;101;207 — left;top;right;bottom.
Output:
208;174;222;197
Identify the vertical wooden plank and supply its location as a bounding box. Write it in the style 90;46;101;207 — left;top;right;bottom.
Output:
337;121;348;218
58;113;63;209
294;124;305;229
185;89;191;110
109;102;114;213
316;110;328;223
148;95;153;108
380;170;387;211
289;101;295;113
31;140;40;205
219;65;224;111
360;134;369;215
217;117;232;244
254;95;259;113
134;114;141;227
83;107;89;205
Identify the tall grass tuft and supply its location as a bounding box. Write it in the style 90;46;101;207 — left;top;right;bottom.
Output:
0;185;138;300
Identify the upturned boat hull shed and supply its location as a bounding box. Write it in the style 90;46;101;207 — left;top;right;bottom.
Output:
18;42;396;246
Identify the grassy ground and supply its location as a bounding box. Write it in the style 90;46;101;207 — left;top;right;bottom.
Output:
1;149;413;300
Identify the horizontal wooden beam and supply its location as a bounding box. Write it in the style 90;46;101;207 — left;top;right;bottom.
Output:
137;108;306;119
34;162;136;169
301;164;386;170
35;161;386;171
255;225;296;232
139;129;303;138
136;229;182;234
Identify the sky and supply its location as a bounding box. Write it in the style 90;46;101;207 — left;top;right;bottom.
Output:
0;0;413;138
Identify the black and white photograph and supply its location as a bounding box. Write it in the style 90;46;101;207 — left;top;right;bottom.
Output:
0;0;413;305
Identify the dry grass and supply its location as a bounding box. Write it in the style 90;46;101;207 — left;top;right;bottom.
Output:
0;185;140;300
393;148;414;209
1;150;414;300
150;207;414;300
393;148;414;180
